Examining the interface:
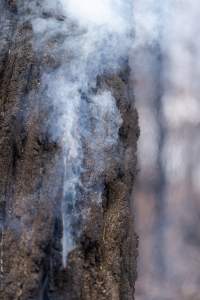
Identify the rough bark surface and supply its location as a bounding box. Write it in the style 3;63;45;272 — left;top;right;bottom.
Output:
0;1;139;299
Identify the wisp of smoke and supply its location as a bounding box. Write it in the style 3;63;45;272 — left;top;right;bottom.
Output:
30;0;132;267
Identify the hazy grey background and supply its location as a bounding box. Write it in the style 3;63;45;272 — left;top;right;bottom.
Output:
132;1;200;299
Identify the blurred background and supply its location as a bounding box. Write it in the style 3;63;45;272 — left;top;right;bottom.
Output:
131;1;200;299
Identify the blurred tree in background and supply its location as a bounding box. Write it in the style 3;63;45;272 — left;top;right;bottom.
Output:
132;1;200;299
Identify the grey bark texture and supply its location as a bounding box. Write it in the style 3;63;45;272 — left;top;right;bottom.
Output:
0;1;139;299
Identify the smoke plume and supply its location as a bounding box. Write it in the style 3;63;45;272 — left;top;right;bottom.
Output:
29;0;133;267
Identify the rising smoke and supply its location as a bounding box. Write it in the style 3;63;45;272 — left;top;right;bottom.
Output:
29;0;133;267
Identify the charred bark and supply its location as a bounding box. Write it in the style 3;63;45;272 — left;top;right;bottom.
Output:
0;2;139;299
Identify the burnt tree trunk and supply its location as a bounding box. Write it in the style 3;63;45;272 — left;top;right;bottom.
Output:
0;1;139;299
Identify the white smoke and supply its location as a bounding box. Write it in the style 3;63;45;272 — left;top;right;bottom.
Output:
31;0;132;267
60;0;131;32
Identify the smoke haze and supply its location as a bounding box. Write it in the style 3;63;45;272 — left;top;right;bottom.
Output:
132;0;200;299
